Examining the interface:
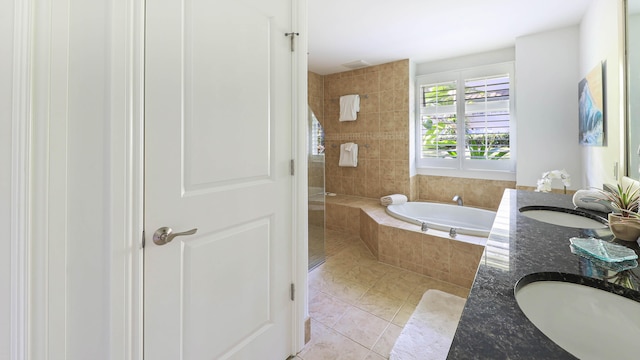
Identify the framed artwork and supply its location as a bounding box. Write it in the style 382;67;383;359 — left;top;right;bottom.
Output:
578;61;606;146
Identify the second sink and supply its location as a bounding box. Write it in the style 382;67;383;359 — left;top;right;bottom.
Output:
515;272;640;360
519;206;608;229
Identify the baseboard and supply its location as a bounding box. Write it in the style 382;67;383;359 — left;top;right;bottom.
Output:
304;317;311;344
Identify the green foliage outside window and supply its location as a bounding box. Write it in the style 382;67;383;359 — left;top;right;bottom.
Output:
421;82;510;160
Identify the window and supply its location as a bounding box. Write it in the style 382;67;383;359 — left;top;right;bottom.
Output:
310;112;325;156
416;63;515;173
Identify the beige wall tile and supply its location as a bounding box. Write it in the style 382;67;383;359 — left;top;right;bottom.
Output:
422;267;451;283
377;225;398;259
354;176;367;197
415;175;515;210
346;207;360;235
422;235;451;273
398;259;423;274
365;139;381;159
362;93;380;115
378;111;394;132
379;254;399;267
398;230;422;265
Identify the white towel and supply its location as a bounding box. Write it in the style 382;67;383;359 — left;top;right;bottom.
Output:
338;143;358;167
339;94;360;121
380;194;408;206
572;189;615;212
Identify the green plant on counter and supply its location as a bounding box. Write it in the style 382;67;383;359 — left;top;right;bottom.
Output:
600;184;640;217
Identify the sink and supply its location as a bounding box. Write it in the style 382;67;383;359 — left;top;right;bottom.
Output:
519;206;608;229
515;273;640;360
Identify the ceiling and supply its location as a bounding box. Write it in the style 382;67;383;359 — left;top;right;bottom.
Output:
308;0;594;75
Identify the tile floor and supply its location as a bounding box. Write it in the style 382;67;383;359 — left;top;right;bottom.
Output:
294;229;470;360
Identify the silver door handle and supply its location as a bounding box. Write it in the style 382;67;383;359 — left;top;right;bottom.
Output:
153;227;198;245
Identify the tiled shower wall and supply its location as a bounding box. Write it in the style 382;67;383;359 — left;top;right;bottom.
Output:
320;60;411;199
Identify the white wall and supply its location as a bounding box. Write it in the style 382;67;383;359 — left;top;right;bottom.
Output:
67;2;110;354
415;47;515;75
580;0;625;188
29;1;111;356
628;13;640;179
515;26;583;189
26;1;143;359
1;1;14;358
409;60;417;177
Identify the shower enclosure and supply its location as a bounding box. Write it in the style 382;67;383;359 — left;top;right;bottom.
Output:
308;108;326;270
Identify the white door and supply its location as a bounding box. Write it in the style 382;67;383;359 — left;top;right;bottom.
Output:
144;0;294;359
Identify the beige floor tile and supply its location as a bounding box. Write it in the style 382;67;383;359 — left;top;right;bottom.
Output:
319;275;370;305
307;228;469;359
342;261;389;288
308;284;321;302
309;292;350;328
369;272;416;301
342;243;377;261
323;255;357;275
363;352;387;360
391;302;416;327
372;323;403;357
333;307;390;349
405;283;431;306
298;320;370;360
308;266;327;292
356;289;405;321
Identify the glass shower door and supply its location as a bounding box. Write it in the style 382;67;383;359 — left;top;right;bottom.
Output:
308;109;325;270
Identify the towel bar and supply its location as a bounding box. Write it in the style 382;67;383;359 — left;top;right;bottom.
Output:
331;143;369;148
331;94;369;102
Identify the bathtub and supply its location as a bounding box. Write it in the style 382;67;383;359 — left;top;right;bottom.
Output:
386;202;496;237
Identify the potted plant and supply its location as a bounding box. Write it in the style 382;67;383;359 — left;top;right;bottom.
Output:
600;184;640;241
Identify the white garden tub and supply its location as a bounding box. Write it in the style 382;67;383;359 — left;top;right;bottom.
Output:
386;202;496;237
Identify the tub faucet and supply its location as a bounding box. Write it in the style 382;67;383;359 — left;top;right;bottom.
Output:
453;195;463;206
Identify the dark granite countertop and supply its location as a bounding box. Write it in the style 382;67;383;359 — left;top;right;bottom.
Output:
447;189;640;359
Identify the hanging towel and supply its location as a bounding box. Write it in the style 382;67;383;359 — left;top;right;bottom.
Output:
338;142;358;167
339;94;360;121
380;194;408;206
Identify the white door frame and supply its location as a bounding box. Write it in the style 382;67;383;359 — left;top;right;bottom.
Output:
292;0;310;353
10;0;308;358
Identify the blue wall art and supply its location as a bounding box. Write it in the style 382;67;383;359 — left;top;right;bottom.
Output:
578;61;606;146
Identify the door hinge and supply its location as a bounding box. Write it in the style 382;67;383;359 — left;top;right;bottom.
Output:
284;32;299;52
290;159;295;176
290;283;295;301
142;230;146;248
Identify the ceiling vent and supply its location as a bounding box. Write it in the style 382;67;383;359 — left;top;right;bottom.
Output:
341;60;371;69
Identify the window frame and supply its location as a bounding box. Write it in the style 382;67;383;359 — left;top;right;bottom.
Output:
415;62;516;175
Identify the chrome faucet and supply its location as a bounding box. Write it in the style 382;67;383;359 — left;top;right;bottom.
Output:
453;195;463;206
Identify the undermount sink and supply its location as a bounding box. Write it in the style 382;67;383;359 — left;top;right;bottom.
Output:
519;206;608;229
515;273;640;360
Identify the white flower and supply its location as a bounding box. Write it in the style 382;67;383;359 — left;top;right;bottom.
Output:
536;169;571;192
535;178;552;192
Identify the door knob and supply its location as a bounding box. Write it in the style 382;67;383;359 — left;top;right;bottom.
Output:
153;227;198;245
